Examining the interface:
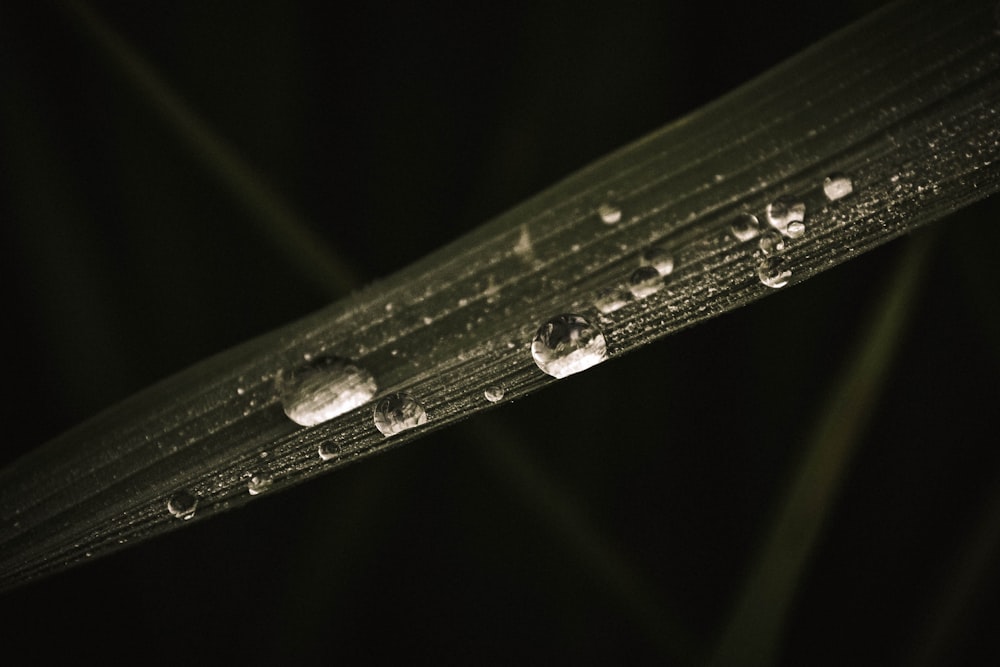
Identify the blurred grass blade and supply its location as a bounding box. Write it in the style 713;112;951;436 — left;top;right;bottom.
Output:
59;0;357;295
468;419;701;663
908;464;1000;666
707;229;935;666
1;0;999;592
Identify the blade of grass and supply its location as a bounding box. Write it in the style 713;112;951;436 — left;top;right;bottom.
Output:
1;0;998;593
707;227;936;666
58;0;357;296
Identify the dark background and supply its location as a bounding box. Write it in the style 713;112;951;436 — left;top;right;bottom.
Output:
2;1;999;664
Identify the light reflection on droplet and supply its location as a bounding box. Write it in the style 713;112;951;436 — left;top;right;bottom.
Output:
758;256;792;288
730;213;760;242
766;195;806;238
823;173;854;201
628;265;664;299
373;393;428;437
484;386;505;403
598;203;622;224
640;246;674;276
530;314;608;379
278;355;378;427
167;490;198;521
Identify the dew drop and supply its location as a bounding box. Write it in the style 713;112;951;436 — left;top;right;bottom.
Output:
484;386;505;403
318;442;337;461
278;355;378;427
730;213;760;241
766;195;806;238
758;257;792;288
628;265;664;299
531;314;608;379
640;246;674;276
597;203;622;224
247;475;273;496
823;173;854;201
373;392;428;437
759;230;786;256
594;286;628;314
167;490;198;520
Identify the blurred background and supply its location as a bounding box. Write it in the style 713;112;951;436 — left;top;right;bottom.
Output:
2;0;999;664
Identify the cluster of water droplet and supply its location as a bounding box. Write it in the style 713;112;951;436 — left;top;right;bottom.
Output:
725;173;855;289
230;173;868;523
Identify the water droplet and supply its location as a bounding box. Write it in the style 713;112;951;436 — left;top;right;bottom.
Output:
640;246;674;276
597;203;622;224
594;286;628;314
766;195;806;238
484;386;505;403
823;173;854;201
373;392;428;437
628;265;664;299
758;257;792;288
278;355;378;427
730;213;760;242
531;314;608;379
759;230;786;256
318;442;337;461
167;490;198;521
247;475;273;496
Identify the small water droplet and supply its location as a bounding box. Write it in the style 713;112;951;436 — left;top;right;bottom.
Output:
167;490;198;520
597;203;622;224
594;286;628;314
766;195;806;238
278;355;378;427
247;475;273;496
823;173;854;201
640;246;674;276
730;213;760;241
759;230;786;256
531;314;608;379
786;221;805;237
236;387;245;396
373;392;428;436
628;265;664;299
484;386;505;403
758;257;792;288
318;442;337;461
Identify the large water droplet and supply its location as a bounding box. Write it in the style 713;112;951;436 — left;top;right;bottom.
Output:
597;203;622;224
247;475;273;496
758;257;792;288
167;490;198;520
278;355;378;427
373;392;428;437
759;230;786;256
766;196;806;238
628;266;664;299
484;386;505;403
594;286;628;314
640;246;674;276
531;314;608;378
823;173;854;201
731;213;760;241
